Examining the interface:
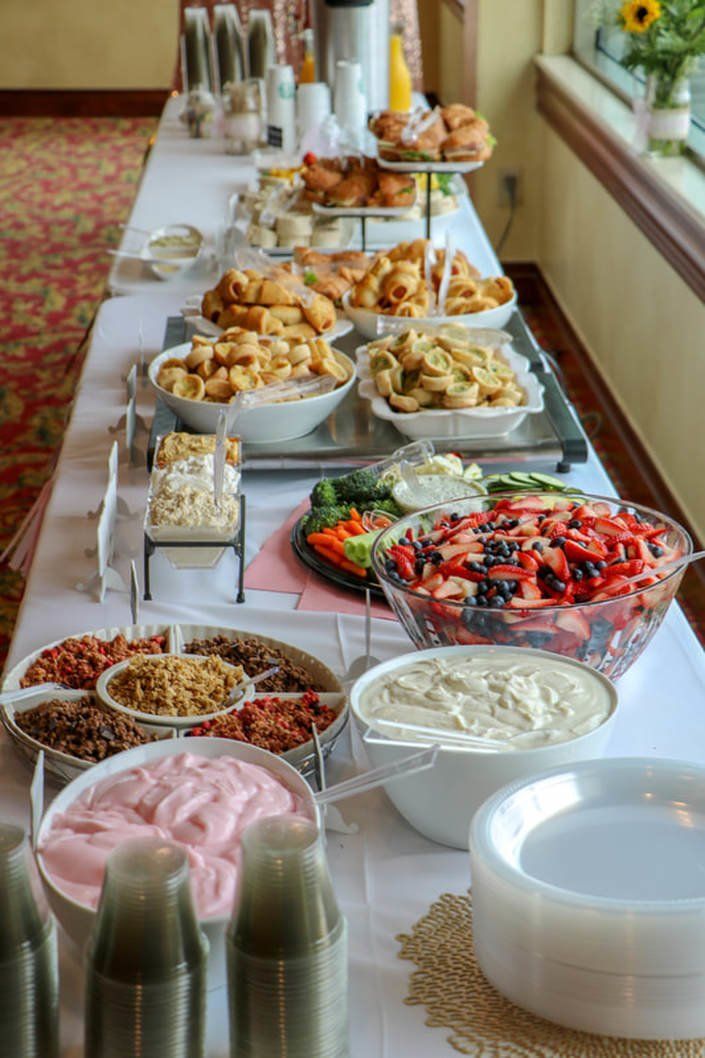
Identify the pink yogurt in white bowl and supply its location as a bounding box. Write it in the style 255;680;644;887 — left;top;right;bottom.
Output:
36;739;318;987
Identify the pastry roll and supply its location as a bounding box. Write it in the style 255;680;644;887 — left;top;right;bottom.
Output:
302;294;336;333
281;322;317;340
352;276;380;309
382;266;421;304
216;269;249;302
201;290;224;322
268;305;304;324
480;276;514;304
218;305;250;329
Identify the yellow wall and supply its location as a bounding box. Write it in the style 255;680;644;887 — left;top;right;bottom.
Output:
539;125;705;536
0;0;177;89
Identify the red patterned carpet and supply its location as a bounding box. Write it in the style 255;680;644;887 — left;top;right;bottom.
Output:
0;120;701;673
0;117;156;669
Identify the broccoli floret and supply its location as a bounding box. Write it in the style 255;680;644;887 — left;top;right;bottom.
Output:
309;479;339;508
335;468;393;507
302;504;351;536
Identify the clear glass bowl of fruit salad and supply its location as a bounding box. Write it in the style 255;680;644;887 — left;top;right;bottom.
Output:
370;492;691;679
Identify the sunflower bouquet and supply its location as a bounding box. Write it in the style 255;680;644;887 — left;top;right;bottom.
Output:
596;0;705;152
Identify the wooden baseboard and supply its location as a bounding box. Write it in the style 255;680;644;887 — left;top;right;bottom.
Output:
0;90;170;117
507;261;704;558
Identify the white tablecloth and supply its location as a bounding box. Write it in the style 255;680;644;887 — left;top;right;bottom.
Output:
5;100;705;1058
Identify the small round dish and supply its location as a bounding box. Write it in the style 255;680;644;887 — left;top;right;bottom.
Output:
143;224;204;280
342;289;517;339
95;653;252;730
470;757;705;1039
349;645;618;849
148;342;356;439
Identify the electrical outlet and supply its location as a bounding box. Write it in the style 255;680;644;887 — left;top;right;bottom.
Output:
498;168;522;207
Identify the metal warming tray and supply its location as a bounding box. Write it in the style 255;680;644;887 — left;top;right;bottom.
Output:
148;315;588;472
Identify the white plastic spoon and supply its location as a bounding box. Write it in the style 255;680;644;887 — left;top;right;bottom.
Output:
313;744;438;806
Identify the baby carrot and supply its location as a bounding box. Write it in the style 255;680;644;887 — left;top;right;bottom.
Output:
335;526;351;540
343;521;366;535
308;532;339;547
315;544;345;566
348;508;362;521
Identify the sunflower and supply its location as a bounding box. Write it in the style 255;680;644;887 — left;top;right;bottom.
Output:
619;0;661;33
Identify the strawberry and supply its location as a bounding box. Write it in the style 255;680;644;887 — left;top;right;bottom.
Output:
507;597;555;609
487;564;532;581
517;550;541;572
542;546;570;581
564;539;607;563
432;581;465;600
606;559;644;578
518;580;542;599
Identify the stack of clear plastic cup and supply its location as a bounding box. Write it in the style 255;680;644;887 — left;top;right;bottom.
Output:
0;824;59;1058
228;814;348;1058
84;838;208;1058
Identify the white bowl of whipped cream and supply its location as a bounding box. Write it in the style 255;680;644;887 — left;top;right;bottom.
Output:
35;739;318;987
350;645;618;849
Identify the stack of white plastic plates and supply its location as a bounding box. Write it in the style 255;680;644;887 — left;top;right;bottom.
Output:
470;758;705;1040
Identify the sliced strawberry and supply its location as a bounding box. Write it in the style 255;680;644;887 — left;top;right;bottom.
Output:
634;538;657;566
439;543;475;561
592;502;612;516
556;610;591;640
487;564;532;581
606;559;644;578
521;535;550;551
518;580;542;599
424;572;444;591
507;598;556;610
432;581;465;600
502;496;547;512
542;546;570;581
564;539;607;563
509;615;557;630
573;504;599;521
594;517;633;543
517;550;541;572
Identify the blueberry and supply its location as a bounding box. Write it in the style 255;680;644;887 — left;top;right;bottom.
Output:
414;558;425;575
411;539;423;551
385;558;396;573
476;595;488;607
480;579;492;591
469;562;487;574
552;579;566;593
489;595;505;608
450;512;460;522
507;519;519;529
649;544;664;557
430;552;442;566
573;569;583;581
532;541;544;552
568;519;582;529
551;536;566;548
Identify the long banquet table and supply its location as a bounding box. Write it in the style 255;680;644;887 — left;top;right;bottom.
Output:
4;97;705;1057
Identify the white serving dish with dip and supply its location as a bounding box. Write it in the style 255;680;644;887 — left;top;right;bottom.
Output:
142;224;204;280
470;757;705;1039
350;645;618;849
35;738;319;989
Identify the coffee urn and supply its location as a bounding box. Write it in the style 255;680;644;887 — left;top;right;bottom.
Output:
312;0;390;113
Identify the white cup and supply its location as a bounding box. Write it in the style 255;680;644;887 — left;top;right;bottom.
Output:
333;60;367;140
296;82;332;143
265;63;296;153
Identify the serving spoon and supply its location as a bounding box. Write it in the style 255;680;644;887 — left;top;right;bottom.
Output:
221;665;280;714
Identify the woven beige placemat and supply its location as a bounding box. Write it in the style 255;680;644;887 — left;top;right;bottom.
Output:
396;893;705;1057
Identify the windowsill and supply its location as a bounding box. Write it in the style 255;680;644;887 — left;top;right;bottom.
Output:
535;54;705;301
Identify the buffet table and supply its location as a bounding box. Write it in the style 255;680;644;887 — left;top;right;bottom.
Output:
4;98;705;1057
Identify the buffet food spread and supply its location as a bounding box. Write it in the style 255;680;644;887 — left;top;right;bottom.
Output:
4;85;705;1058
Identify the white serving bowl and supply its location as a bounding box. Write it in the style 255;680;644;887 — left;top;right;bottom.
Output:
148;342;356;440
356;344;543;440
95;653;252;730
349;645;618;849
35;738;319;988
470;757;705;1038
143;223;204;280
342;289;518;339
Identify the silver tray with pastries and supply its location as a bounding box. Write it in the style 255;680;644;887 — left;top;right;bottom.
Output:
148;313;589;472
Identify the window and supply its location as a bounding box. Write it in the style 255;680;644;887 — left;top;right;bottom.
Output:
573;0;705;158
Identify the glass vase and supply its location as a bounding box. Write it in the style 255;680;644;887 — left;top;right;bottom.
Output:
645;74;691;157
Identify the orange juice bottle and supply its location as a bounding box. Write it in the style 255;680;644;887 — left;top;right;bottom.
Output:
299;28;315;84
389;23;412;112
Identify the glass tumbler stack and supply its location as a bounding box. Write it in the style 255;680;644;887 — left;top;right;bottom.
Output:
228;814;348;1058
0;824;59;1058
84;838;208;1058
